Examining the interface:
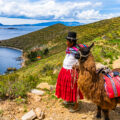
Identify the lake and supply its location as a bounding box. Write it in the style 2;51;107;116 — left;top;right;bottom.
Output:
0;25;47;74
0;25;46;40
0;47;23;75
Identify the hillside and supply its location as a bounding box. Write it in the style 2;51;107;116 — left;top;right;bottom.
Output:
0;24;69;54
0;17;120;55
0;17;120;119
0;17;120;99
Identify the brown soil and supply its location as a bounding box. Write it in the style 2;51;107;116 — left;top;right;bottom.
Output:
0;93;120;120
113;57;120;69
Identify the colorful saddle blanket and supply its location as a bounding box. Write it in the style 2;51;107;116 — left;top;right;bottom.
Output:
104;72;120;98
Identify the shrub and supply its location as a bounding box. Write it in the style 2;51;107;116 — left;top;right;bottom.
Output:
27;51;37;61
0;74;39;99
44;48;49;55
40;64;58;85
41;64;54;74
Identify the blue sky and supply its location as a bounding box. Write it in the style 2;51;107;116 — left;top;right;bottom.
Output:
0;0;120;25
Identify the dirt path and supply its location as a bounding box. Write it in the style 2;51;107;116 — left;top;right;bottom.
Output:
113;57;120;69
0;93;120;120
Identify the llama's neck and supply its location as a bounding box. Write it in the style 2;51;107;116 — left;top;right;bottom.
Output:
80;53;97;82
78;53;99;100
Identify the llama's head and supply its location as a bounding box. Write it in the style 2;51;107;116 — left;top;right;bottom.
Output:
75;43;94;63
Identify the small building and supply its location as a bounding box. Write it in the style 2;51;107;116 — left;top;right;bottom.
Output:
37;56;41;60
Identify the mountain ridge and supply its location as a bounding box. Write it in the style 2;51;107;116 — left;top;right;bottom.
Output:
0;21;83;27
0;23;3;26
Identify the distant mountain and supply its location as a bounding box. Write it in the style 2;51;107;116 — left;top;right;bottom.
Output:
0;23;3;26
33;21;83;26
2;21;84;27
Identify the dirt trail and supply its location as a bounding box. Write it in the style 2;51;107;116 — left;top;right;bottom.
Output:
113;57;120;69
0;93;120;120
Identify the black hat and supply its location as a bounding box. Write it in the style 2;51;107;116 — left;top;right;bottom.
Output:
66;32;77;41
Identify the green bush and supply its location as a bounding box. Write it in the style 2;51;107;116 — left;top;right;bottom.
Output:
27;51;37;61
44;48;49;55
0;74;39;99
39;64;58;85
41;64;54;74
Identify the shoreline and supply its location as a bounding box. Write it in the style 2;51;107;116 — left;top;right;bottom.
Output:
21;54;27;67
0;46;23;52
0;45;26;68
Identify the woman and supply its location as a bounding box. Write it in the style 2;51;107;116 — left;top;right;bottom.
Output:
56;32;86;112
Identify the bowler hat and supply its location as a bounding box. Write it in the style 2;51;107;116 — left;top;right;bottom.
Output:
66;32;77;41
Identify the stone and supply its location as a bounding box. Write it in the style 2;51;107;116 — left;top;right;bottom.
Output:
34;95;42;102
96;63;106;70
88;111;92;115
35;107;42;117
21;109;37;120
18;107;24;112
37;83;55;91
81;115;87;119
37;83;51;91
53;69;58;74
49;117;54;120
31;89;44;96
27;92;42;102
35;108;45;120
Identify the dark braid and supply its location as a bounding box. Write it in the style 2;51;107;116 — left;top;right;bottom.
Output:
70;40;77;46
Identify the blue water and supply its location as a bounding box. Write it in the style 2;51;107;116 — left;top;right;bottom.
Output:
0;25;46;40
0;47;23;75
0;25;47;74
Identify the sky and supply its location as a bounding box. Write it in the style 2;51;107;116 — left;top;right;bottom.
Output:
0;0;120;25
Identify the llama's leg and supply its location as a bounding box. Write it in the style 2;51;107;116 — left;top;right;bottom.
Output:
102;109;110;120
96;106;101;118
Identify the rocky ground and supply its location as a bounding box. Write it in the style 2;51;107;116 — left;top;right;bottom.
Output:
1;58;120;120
0;82;120;120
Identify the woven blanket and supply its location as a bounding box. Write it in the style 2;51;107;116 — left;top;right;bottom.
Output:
104;72;120;98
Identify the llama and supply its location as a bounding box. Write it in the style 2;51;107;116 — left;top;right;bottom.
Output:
76;43;120;120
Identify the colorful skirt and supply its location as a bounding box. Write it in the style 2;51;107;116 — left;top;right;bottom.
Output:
55;67;83;102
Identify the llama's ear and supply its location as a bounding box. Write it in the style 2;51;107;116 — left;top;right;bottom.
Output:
89;43;94;50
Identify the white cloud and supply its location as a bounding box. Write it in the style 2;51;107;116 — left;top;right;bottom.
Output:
0;0;119;25
76;9;120;20
0;17;51;25
0;0;102;19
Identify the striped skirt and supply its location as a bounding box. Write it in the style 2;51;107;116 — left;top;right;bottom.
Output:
55;67;83;102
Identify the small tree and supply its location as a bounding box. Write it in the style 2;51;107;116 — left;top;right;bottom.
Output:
44;48;49;55
27;51;37;61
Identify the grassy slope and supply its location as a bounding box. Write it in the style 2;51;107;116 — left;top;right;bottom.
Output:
0;51;65;98
0;24;69;54
0;17;120;98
